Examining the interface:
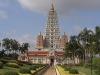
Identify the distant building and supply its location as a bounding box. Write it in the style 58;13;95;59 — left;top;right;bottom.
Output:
18;3;68;65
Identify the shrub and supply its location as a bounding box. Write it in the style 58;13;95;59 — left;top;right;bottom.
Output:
2;57;13;60
0;61;3;68
32;65;41;69
0;59;8;64
4;71;19;75
8;60;18;63
17;63;23;66
64;67;71;71
6;63;19;68
19;68;31;74
93;57;100;68
69;69;79;74
95;68;100;75
29;66;37;70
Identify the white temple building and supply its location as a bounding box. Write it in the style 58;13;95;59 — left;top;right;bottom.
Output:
18;3;68;65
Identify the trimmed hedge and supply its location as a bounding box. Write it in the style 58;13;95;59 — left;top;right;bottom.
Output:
69;69;79;74
0;61;3;68
29;66;37;70
17;63;23;66
19;68;31;74
6;63;19;68
2;57;13;60
8;60;18;63
0;59;8;64
4;71;19;75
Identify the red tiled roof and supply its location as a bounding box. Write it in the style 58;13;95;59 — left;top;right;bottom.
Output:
56;51;65;54
27;51;48;54
57;55;63;56
28;55;47;56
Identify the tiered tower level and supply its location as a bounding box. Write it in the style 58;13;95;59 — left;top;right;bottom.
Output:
36;3;68;51
44;4;60;49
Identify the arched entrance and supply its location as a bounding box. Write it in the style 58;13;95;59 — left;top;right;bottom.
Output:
50;58;54;66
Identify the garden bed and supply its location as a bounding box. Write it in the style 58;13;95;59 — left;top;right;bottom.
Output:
56;65;82;75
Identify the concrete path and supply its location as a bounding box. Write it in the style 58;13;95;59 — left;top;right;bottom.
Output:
43;66;56;75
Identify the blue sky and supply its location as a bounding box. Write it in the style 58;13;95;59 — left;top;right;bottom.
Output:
0;0;100;50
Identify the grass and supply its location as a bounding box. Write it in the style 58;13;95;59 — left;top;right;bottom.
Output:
71;66;97;75
0;64;32;75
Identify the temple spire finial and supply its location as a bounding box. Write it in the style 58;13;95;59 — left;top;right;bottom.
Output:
49;0;55;12
39;32;41;35
51;0;54;10
64;32;66;35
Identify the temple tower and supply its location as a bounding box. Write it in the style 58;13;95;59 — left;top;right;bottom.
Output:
44;3;60;49
36;32;44;50
60;32;68;49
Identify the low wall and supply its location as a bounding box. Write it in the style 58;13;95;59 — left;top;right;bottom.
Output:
55;66;61;75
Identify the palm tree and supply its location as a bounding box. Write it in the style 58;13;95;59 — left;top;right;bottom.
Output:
22;43;30;51
10;39;19;58
78;28;93;65
94;26;100;56
64;35;81;65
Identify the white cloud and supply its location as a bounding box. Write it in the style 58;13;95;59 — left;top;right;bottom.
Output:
17;0;100;18
0;10;8;19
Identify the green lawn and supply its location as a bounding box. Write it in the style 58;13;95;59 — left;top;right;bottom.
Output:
0;64;32;75
71;66;97;75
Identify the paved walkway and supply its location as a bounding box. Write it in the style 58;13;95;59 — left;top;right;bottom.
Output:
43;66;56;75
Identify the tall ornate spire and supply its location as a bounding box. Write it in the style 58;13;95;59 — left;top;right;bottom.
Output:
60;32;68;49
44;2;60;49
36;32;43;49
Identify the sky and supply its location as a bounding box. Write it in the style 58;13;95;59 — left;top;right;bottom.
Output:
0;0;100;50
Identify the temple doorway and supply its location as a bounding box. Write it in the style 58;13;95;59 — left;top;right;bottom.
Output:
50;58;54;66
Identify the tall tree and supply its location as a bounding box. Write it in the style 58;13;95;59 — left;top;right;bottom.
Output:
10;39;19;58
19;43;30;53
94;26;100;56
78;28;93;65
2;38;11;55
64;36;81;65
